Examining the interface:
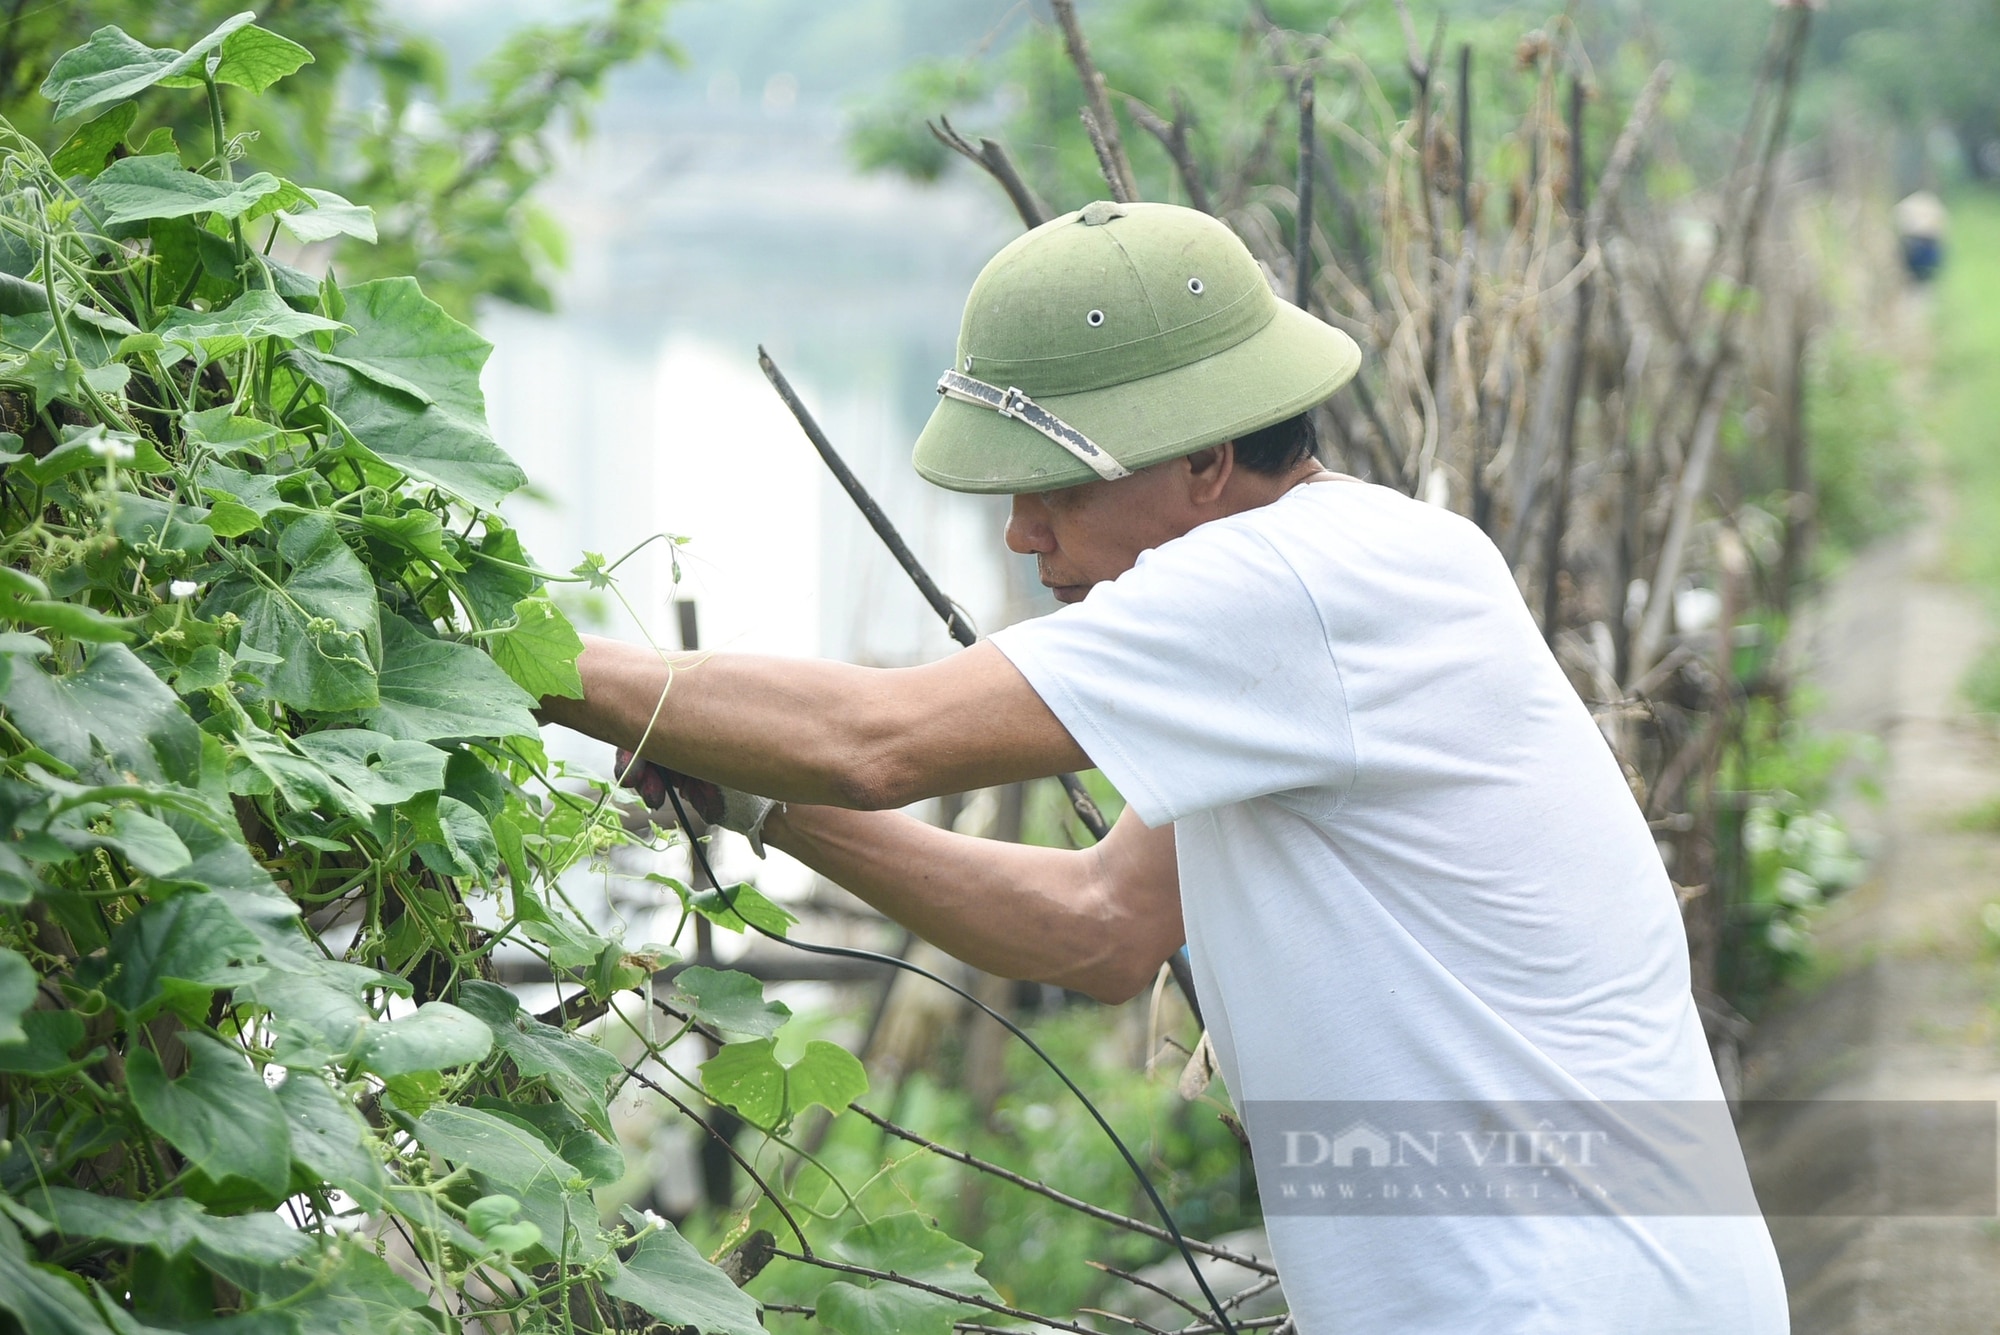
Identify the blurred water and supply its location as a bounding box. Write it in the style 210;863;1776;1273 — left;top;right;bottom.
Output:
484;112;1026;668
403;0;1035;672
406;1;1032;925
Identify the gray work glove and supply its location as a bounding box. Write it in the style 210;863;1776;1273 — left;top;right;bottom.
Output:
614;749;781;858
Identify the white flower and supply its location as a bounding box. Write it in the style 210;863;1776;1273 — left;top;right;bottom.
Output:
169;579;200;599
640;1209;667;1232
1743;806;1780;855
86;433;136;463
1774;867;1821;908
1766;918;1806;954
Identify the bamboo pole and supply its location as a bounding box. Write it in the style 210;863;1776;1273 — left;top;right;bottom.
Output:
1539;76;1594;640
1294;74;1316;309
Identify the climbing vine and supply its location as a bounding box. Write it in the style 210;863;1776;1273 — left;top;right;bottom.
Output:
0;15;1037;1334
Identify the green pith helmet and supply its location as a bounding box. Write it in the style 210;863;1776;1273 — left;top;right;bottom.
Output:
913;200;1363;494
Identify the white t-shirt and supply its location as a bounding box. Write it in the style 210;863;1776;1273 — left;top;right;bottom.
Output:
988;479;1788;1335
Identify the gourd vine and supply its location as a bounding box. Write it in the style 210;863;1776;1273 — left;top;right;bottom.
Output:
0;15;1069;1335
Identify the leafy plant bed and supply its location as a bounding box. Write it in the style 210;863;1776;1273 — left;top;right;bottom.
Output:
0;15;911;1334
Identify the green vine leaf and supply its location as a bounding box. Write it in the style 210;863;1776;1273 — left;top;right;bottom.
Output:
103;493;215;558
127;1033;291;1198
294;277;523;509
291;729;448;805
48;103;137;178
235;1242;433;1335
91;153;286;226
275;1073;389;1208
15;424;167;483
815;1214;1004;1335
456;980;623;1138
814;1282;959;1335
71;807;194;877
460;526;538;625
24;1185;312;1266
306;352;526;511
359;615;540;742
0;350;123;415
687;878;800;938
228;722;371;818
604;1206;764;1335
153;289;348;361
666;965;793;1040
154;23;313;95
202;499;263;538
0;947;36;1045
480;1099;625;1186
350;1000;493;1078
183;410;285;461
699;1036;868;1134
412;792;498;880
0;1215;117;1335
99;890;263;1020
489;593;585;700
353;505;458;567
0;640;200;785
0;1010;85;1074
153;813;301;948
412;1104;605;1265
204;511;380;713
276;188;378;245
37;13;256;120
247;970;370;1068
413;1104;577;1193
322;277;491;421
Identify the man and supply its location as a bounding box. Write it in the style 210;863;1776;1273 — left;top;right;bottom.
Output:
1892;189;1946;284
541;201;1788;1333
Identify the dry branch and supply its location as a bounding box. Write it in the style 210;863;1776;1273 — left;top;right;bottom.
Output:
1124;91;1214;213
1629;10;1810;683
1538;75;1594;639
773;1245;1121;1335
1294;74;1316;309
846;1102;1280;1274
930;116;1050;229
1091;1259;1216;1326
1083;105;1136;203
1051;0;1139;200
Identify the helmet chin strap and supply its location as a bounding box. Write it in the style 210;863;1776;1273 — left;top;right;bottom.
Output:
937;369;1130;481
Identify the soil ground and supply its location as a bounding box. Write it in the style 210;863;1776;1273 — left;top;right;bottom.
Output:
1736;495;2000;1327
1737;275;2000;1326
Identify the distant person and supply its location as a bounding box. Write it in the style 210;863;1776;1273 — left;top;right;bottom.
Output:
544;201;1788;1334
1894;190;1947;283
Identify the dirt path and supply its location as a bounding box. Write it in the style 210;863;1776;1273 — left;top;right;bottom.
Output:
1736;493;2000;1330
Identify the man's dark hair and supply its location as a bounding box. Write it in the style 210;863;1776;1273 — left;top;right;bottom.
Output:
1231;411;1318;474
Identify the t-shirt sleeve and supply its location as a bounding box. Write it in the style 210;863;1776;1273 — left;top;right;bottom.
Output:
987;518;1355;827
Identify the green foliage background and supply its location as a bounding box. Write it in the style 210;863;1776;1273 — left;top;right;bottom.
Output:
0;0;677;316
1935;194;2000;714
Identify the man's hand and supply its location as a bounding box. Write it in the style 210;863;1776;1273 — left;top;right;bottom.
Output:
613;749;673;811
613;749;780;857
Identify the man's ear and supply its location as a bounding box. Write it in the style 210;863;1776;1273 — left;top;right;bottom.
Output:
1182;442;1234;505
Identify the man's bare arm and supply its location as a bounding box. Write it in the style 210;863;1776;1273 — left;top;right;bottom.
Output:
539;634;1175;996
540;635;1089;809
762;802;1183;1005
